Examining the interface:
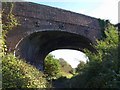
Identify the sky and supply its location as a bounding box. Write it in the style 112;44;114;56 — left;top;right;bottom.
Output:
50;50;88;68
24;0;118;68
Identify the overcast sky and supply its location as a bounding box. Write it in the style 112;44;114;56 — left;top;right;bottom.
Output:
24;0;118;68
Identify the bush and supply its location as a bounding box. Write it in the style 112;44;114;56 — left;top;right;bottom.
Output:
2;3;50;88
44;54;61;80
69;24;120;88
2;53;50;88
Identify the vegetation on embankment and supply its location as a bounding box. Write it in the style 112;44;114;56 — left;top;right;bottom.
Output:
2;54;49;88
67;24;120;88
58;58;74;78
45;23;119;88
44;54;74;79
1;2;120;89
1;3;50;88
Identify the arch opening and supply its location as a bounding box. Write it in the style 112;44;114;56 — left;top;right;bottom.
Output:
44;49;89;86
48;49;88;68
14;30;95;71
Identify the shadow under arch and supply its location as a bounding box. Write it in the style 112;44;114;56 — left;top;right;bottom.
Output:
14;30;96;71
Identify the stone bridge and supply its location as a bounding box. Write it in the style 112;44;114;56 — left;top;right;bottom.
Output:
3;2;103;70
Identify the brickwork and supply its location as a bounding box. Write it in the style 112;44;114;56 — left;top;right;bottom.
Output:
2;2;102;70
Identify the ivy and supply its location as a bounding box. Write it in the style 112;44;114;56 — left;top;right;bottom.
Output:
2;2;19;56
1;3;51;88
98;19;110;39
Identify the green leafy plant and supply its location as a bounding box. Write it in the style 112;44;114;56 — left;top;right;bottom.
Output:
69;24;120;88
2;2;19;55
44;54;61;80
1;3;51;88
76;61;86;73
2;53;49;88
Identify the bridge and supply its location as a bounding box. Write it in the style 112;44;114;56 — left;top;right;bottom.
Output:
3;2;103;70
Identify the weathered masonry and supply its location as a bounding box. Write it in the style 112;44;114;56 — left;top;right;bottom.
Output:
2;2;103;70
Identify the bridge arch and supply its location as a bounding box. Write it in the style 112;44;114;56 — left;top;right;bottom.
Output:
14;30;96;71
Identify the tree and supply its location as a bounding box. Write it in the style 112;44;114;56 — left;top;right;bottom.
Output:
84;24;119;88
76;61;86;73
44;54;61;80
69;23;120;88
59;58;73;74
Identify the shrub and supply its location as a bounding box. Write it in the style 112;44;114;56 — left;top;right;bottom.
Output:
69;24;120;88
44;54;61;80
2;53;50;88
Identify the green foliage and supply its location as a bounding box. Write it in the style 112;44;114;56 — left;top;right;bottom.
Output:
1;2;119;88
69;24;120;88
2;3;18;31
2;2;19;55
1;3;51;88
98;19;110;38
2;53;49;88
44;54;61;79
76;61;86;73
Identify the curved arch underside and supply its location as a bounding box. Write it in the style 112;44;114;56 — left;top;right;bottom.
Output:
15;31;96;71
